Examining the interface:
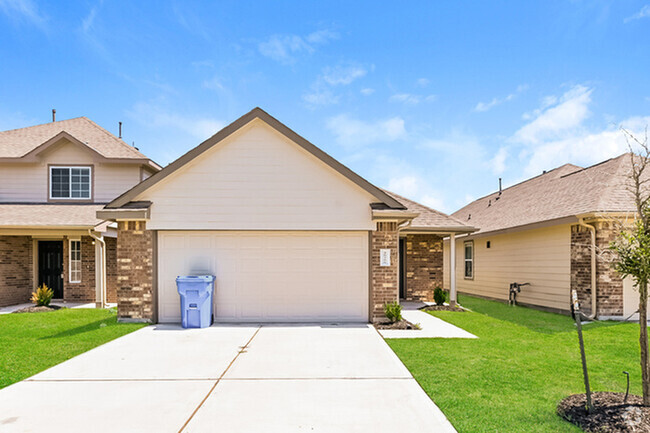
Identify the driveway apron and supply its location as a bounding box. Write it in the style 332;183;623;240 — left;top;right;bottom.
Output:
0;323;456;433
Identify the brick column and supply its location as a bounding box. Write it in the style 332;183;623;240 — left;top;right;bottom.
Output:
371;221;399;323
0;236;33;307
117;221;154;322
404;234;443;302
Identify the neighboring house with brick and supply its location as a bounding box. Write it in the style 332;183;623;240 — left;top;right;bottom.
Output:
98;108;474;323
444;153;642;319
0;116;160;307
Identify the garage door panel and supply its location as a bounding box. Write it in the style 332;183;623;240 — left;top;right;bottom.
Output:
158;231;369;323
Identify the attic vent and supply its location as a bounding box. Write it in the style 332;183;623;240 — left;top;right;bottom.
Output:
467;214;471;221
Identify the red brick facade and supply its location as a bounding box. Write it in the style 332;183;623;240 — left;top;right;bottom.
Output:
571;222;624;317
105;236;118;303
371;221;399;322
117;221;154;322
62;236;96;302
403;234;443;302
0;236;33;307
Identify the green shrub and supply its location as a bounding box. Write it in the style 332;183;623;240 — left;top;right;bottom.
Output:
434;287;446;306
31;285;54;306
384;302;402;323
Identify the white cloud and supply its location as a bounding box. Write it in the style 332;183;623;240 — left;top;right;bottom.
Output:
474;84;527;112
360;88;375;95
490;147;508;175
326;114;406;147
389;93;437;105
127;101;225;140
302;87;339;106
513;85;592;144
624;5;650;23
81;3;99;33
387;175;445;210
416;78;430;87
0;0;47;29
322;65;367;86
258;29;338;63
202;75;224;91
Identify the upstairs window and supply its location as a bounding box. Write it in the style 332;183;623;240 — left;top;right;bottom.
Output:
464;241;474;279
50;166;91;200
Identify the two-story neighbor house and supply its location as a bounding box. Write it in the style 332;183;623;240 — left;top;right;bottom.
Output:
0;117;160;307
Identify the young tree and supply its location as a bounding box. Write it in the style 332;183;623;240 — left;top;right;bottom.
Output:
610;128;650;405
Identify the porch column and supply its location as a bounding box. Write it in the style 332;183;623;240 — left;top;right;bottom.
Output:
449;233;457;306
116;220;154;322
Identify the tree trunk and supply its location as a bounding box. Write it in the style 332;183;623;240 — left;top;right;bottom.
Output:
640;279;650;405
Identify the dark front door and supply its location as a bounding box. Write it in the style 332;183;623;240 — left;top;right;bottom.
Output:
38;241;63;298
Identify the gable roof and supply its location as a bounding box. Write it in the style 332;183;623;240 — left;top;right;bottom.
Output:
383;191;475;232
106;107;406;209
0;116;157;164
452;154;637;234
0;203;104;228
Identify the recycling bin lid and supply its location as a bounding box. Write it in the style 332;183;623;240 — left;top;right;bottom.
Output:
176;275;215;282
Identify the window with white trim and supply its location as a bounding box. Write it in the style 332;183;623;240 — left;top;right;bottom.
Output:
50;166;91;199
464;241;474;279
69;240;81;283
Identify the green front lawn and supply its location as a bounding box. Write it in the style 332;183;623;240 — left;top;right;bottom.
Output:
387;295;642;433
0;308;146;389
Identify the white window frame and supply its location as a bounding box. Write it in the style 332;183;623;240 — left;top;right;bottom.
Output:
464;240;474;280
49;166;92;200
69;239;82;283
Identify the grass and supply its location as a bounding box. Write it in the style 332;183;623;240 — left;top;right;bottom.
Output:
0;308;146;389
387;295;643;433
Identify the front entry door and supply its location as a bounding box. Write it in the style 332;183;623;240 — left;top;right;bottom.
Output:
38;241;63;298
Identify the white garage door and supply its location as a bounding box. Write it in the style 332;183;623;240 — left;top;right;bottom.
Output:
157;231;369;323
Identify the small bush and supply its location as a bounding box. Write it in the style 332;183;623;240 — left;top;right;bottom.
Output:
31;285;54;307
434;287;446;306
384;302;402;323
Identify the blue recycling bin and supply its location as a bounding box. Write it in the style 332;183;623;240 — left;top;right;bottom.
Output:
176;275;215;328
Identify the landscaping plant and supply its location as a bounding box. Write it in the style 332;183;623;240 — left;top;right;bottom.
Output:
384;302;402;323
433;287;446;306
30;284;54;307
610;131;650;406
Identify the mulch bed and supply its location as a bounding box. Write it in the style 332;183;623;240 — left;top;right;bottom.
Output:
557;392;650;432
422;304;466;312
374;319;420;330
12;305;62;314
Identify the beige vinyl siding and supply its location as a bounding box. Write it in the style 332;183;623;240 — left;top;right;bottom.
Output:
138;119;377;231
444;224;571;312
0;139;141;203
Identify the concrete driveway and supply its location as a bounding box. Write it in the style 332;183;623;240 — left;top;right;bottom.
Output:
0;324;456;433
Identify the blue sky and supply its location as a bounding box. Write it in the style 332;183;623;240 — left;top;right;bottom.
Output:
1;0;649;212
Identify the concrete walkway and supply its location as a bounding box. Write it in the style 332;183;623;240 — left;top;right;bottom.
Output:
0;323;457;432
379;309;478;339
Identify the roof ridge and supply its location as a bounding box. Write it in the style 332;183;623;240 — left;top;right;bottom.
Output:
464;162;583;206
78;117;146;158
0;116;86;134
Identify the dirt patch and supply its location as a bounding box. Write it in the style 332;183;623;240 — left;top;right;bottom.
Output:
558;392;650;432
422;304;466;312
12;305;62;314
374;319;420;330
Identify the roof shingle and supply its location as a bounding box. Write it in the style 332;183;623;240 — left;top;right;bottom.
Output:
451;153;637;234
0;117;148;160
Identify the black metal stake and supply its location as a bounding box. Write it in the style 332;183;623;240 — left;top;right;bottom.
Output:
572;289;593;413
623;371;630;403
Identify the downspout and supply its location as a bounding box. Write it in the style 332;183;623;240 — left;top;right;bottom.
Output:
578;219;597;320
88;230;107;309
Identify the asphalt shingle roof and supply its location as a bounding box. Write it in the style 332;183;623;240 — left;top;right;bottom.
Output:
0;117;147;159
384;190;474;231
0;204;105;227
451;153;637;234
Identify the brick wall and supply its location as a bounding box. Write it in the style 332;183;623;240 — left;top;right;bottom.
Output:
371;221;399;322
62;236;96;302
117;221;154;322
571;222;624;317
105;236;117;303
404;234;443;302
0;236;33;307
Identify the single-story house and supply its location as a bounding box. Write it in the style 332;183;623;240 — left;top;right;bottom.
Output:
0;116;160;307
98;108;475;323
444;153;641;319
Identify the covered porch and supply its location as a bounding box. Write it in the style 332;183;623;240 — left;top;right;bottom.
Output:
0;204;117;308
